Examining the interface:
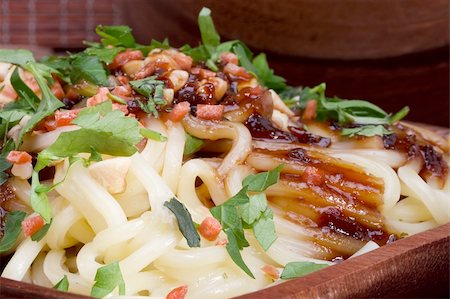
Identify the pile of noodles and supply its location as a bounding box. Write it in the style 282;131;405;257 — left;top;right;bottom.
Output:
0;48;449;299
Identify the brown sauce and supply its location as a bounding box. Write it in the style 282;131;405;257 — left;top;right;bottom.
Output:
383;126;448;182
0;183;16;239
316;206;390;244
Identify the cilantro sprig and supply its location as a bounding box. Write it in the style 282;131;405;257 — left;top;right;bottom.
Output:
30;101;142;226
211;164;283;278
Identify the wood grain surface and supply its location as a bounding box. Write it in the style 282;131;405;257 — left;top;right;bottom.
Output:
123;0;449;59
1;223;449;298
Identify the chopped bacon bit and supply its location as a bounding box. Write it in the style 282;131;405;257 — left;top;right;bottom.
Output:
86;87;109;107
43;118;57;131
196;104;224;121
198;68;217;79
199;216;222;241
216;238;228;246
54;109;79;127
165;50;193;71
116;75;129;85
109;50;143;70
261;265;279;280
112;84;132;98
134;61;157;79
64;86;80;101
168;102;191;122
21;214;45;237
190;67;201;75
166;285;188;299
223;63;253;80
302;166;324;185
302;99;318;120
50;80;65;100
220;52;239;65
6;151;32;164
112;103;129;114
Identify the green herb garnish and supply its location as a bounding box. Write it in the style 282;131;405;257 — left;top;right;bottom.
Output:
164;197;201;247
280;262;329;280
0;211;26;253
211;164;283;278
129;76;166;117
91;262;125;298
183;133;205;156
53;275;69;292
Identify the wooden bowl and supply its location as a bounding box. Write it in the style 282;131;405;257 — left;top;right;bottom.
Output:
123;0;449;59
1;223;449;298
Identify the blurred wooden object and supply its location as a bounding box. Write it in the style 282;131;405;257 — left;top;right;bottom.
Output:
124;0;449;59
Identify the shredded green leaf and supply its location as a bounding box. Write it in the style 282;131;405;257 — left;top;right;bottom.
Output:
0;211;27;253
280;262;329;280
0;49;35;66
280;83;409;137
96;25;136;48
242;164;284;192
53;275;69;292
129;76;166;117
91;262;126;298
164;197;201;247
224;228;255;278
341;125;393;138
183;133;205;156
140;128;167;142
70;54;108;86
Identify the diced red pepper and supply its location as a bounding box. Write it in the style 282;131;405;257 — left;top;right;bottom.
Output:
6;151;32;164
302;99;318;120
54;110;79;127
198;216;222;241
109;50;143;70
261;265;279;280
166;285;188;299
168;102;191;122
21;214;45;237
196;104;224;121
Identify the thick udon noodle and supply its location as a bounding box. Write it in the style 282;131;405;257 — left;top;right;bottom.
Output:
2;109;449;298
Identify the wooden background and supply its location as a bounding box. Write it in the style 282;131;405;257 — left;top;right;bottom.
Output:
0;0;449;128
